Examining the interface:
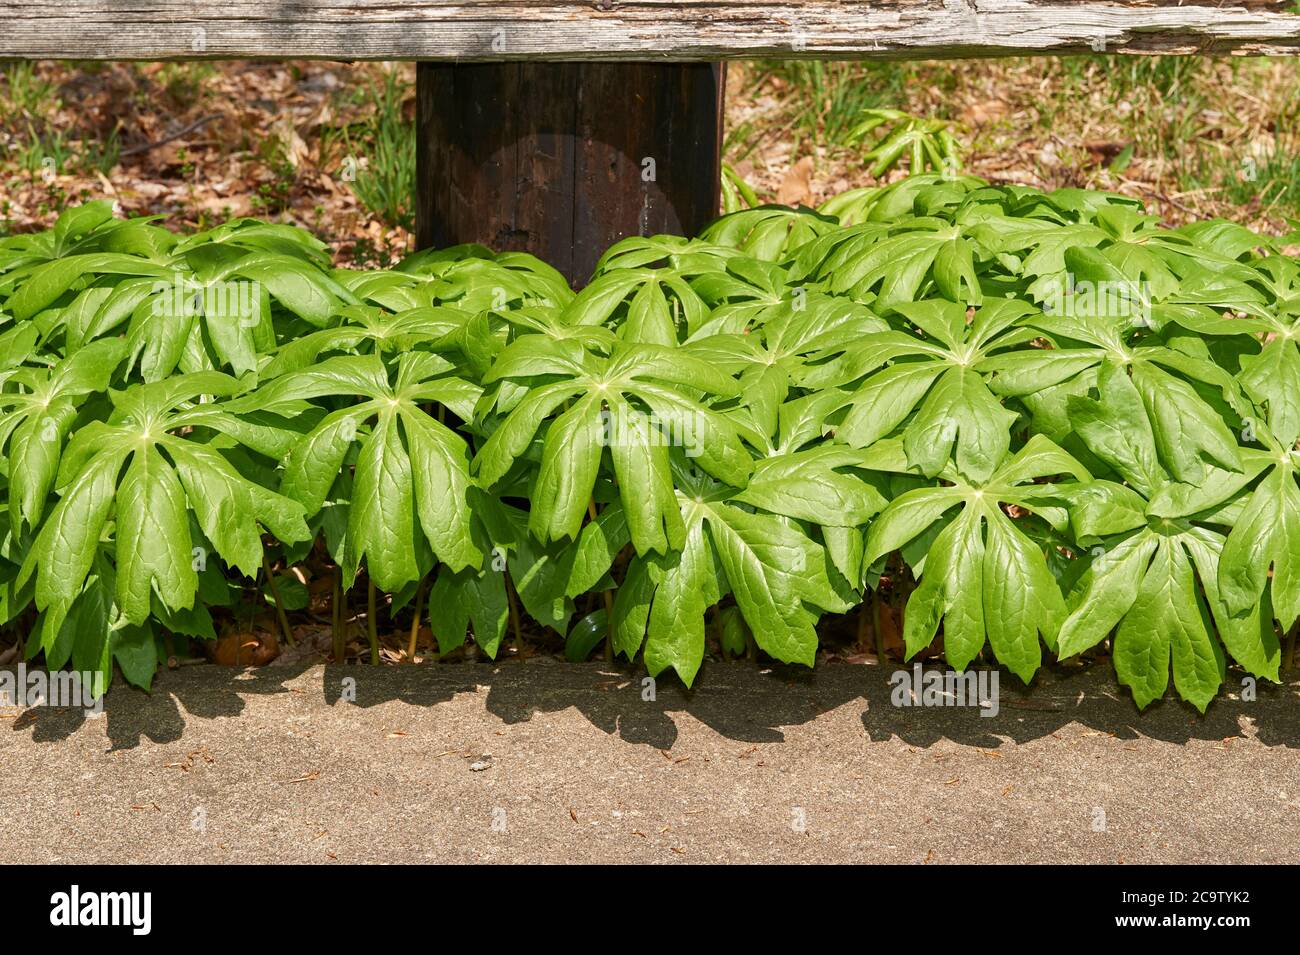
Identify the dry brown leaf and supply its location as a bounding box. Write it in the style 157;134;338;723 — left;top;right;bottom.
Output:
777;156;814;206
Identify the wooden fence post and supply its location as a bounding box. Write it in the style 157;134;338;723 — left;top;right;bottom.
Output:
416;62;725;287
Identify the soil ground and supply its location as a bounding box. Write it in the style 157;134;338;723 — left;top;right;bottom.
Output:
2;661;1296;864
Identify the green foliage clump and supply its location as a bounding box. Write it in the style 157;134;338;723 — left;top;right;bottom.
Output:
1;178;1297;711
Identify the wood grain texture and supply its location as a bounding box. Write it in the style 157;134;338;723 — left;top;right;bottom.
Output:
3;1;1300;60
416;62;723;284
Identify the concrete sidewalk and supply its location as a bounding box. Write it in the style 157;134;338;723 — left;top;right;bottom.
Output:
2;658;1297;863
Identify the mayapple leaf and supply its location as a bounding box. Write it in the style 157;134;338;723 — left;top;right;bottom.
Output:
263;353;482;590
475;339;748;553
21;374;308;638
869;436;1087;679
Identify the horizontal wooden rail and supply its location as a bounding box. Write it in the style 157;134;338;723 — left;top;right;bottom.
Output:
2;1;1300;61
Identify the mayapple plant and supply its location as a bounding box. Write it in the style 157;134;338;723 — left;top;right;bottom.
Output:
0;179;1295;713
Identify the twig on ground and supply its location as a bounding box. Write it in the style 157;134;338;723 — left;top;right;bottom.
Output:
120;113;221;157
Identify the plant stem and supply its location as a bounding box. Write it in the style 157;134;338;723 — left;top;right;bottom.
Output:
332;571;345;663
1284;621;1298;678
872;590;886;665
600;588;615;657
341;584;351;659
588;496;615;663
367;578;380;665
407;575;428;662
504;571;524;649
262;552;296;647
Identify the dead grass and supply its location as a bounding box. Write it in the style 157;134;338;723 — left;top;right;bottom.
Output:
729;55;1300;233
0;55;1296;260
0;60;415;266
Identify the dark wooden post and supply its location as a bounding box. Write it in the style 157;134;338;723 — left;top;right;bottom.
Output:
416;62;725;287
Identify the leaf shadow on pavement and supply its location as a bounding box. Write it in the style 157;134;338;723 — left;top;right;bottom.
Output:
858;663;1300;749
7;658;1298;752
6;661;326;751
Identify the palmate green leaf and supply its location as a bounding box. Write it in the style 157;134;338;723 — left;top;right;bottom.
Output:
564;502;628;598
18;372;310;639
172;217;333;270
689;256;789;327
818;218;984;311
1055;380;1278;706
709;501;844;655
1178;256;1300;446
0;337;127;528
969;215;1108;282
902;509;986;667
118;274;275;381
806;298;1033;481
428;567;509;658
345;257;534;316
511;544;574;635
32;551;113;678
420;491;524;657
982;509;1067;676
640;515;719;684
1130;360;1242;484
1238;339;1300;448
788;221;890;283
243;352;483;592
1057;240;1179;307
1059;356;1243;494
985;304;1248;485
217;252;358;328
1113;538;1223;712
698;206;839;262
398;250;573;315
115;444;196;625
865;435;1087;681
580;467;843;686
1217;418;1300;634
1056;527;1157;660
0;202;158;284
352;412;419;590
683;293;887;441
491;305;615;360
29;550;168;694
846;111;962;180
261;304;474;377
469;499;579;637
1057;518;1257;713
5;253;180;324
733;445;888;528
475;338;749;554
0;201;144;272
1182;527;1278;683
1063;360;1166;497
559;267;710;344
594;234;741;277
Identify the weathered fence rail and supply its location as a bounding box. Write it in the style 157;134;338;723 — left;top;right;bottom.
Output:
3;1;1300;60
